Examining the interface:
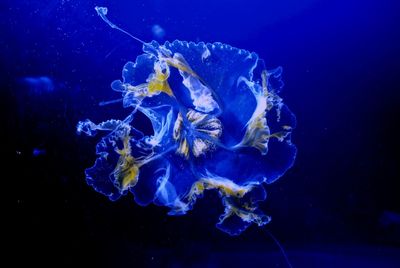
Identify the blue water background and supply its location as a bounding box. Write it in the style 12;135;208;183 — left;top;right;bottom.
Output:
3;0;399;267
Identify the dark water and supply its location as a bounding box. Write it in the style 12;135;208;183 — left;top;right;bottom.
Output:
4;0;400;267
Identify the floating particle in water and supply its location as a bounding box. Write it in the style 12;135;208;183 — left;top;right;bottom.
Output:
32;148;46;157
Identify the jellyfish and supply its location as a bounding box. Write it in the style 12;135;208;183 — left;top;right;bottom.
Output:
77;6;297;236
19;76;55;95
151;24;166;40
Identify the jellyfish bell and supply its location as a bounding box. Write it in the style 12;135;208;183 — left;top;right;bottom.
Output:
78;6;297;236
19;76;55;96
151;24;166;40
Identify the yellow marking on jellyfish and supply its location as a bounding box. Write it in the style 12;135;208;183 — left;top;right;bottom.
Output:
173;110;222;158
192;138;210;157
177;138;190;159
94;6;215;103
186;176;269;225
235;110;270;154
234;74;270;154
112;132;163;192
147;61;173;96
234;68;290;154
159;45;223;114
187;177;253;202
173;113;183;141
220;203;268;226
113;136;140;191
238;114;291;153
196;118;223;139
165;52;222;114
172;112;189;158
196;128;222;138
182;174;270;226
183;181;206;204
115;154;140;190
211;179;251;197
162;53;200;80
186;109;208;125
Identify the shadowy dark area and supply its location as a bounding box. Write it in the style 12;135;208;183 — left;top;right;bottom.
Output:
3;0;400;267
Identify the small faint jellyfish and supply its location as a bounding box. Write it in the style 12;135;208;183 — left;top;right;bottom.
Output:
151;24;166;40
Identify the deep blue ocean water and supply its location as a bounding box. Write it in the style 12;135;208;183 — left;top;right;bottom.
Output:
3;0;400;267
